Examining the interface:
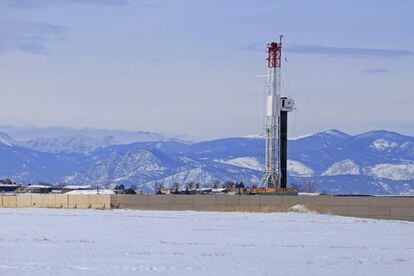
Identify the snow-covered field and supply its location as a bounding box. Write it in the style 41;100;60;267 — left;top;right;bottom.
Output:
0;209;413;276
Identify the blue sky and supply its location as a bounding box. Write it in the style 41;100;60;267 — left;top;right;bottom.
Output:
0;0;413;139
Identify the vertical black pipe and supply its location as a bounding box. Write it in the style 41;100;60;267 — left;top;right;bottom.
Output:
280;110;288;189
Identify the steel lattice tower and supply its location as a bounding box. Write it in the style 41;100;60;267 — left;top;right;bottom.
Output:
260;36;295;189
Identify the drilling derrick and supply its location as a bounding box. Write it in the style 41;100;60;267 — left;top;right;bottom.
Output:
260;36;295;190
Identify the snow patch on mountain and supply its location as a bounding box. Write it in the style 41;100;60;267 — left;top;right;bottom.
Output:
400;141;413;149
216;157;263;171
325;129;348;137
290;130;348;140
367;163;414;181
322;159;360;176
289;133;313;140
288;160;314;177
370;139;398;151
0;131;14;146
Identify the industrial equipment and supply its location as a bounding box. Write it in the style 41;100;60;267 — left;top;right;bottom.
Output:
260;36;296;193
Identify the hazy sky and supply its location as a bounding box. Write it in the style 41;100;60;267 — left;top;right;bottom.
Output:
1;0;413;139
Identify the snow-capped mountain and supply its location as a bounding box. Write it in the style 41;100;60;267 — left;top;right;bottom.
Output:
0;126;189;145
1;128;414;194
62;144;262;192
19;135;115;154
44;129;414;193
0;126;190;155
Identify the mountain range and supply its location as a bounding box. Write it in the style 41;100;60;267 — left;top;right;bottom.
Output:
0;127;413;195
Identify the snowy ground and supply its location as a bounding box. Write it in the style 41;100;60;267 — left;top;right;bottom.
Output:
0;209;413;276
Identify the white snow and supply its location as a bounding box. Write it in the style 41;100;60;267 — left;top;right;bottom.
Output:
325;129;343;136
0;132;14;146
217;157;263;171
290;130;346;140
298;192;321;196
370;139;398;151
0;208;412;276
211;188;228;193
288;204;310;212
0;184;18;187
63;185;93;190
27;184;52;189
289;133;313;140
287;160;314;176
400;141;413;149
322;159;360;176
0;137;12;146
367;163;414;181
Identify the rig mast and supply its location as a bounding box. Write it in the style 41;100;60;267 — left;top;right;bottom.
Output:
260;36;295;189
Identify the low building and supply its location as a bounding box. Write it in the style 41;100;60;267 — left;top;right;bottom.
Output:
159;188;171;194
211;188;228;194
62;185;93;193
0;184;19;193
24;184;53;193
195;188;212;194
106;183;126;194
64;189;114;195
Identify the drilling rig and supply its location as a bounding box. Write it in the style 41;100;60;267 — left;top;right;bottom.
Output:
258;36;296;194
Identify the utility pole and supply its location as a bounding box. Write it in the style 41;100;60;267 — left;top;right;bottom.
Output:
260;36;295;189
